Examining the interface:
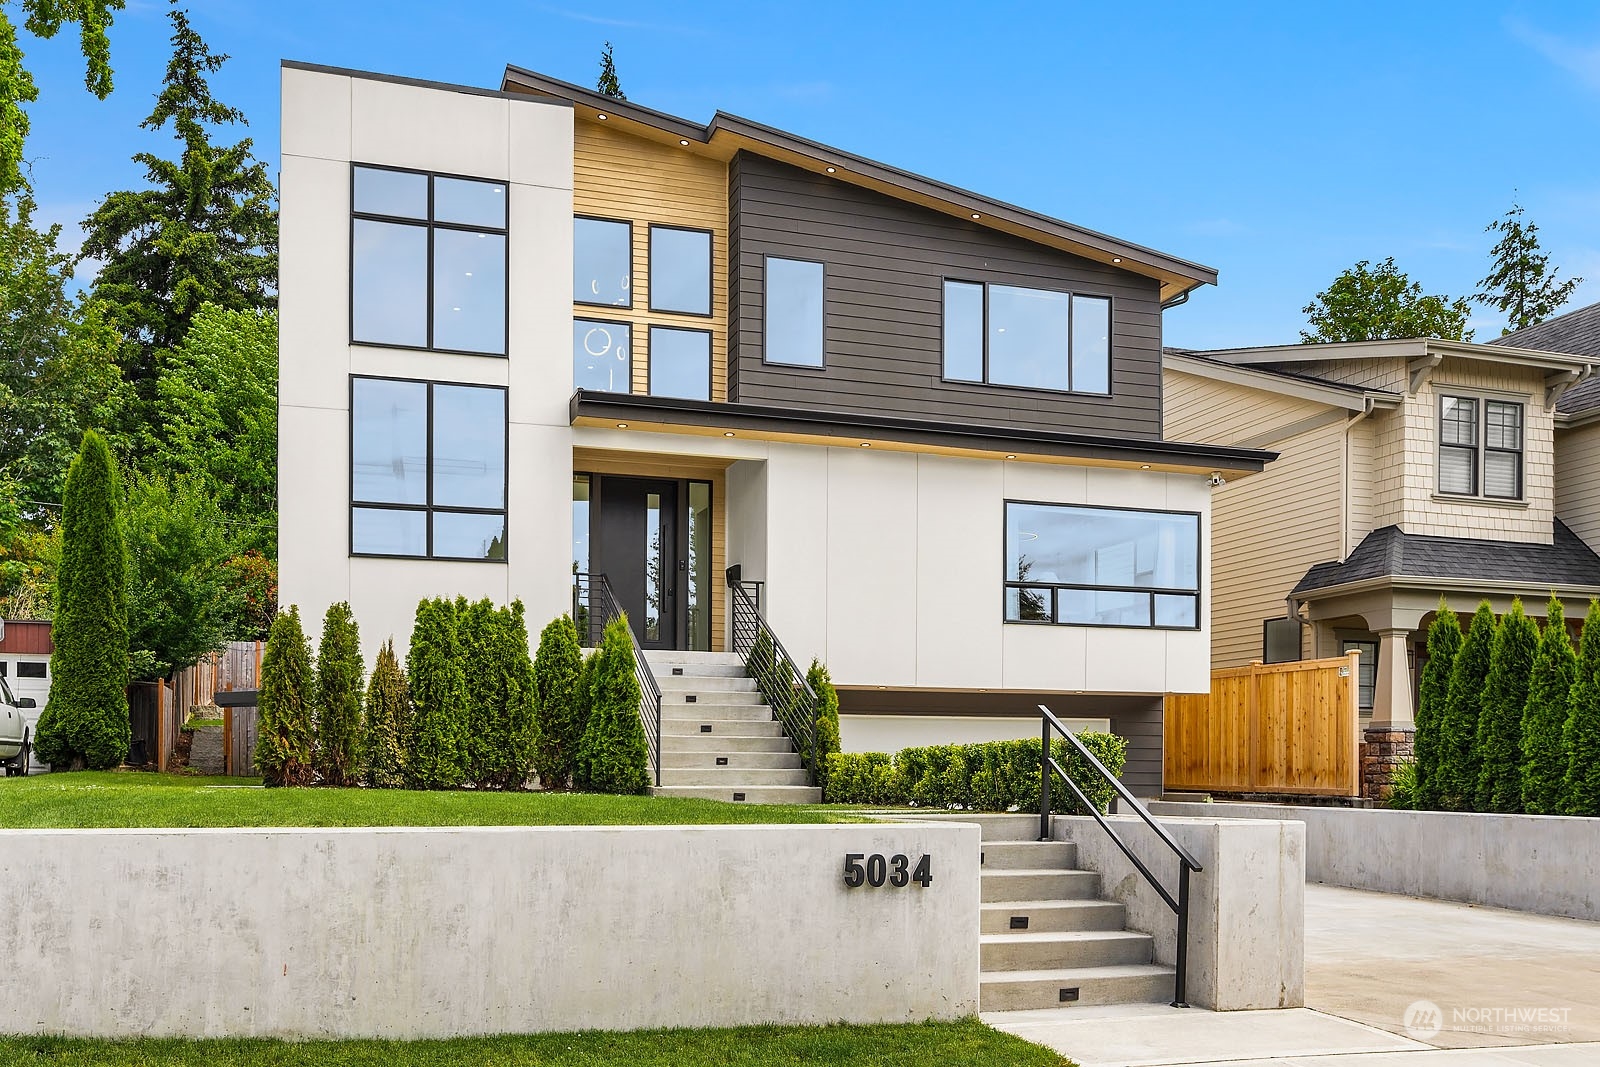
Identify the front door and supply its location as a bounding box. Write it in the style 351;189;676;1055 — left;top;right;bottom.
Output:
596;477;678;650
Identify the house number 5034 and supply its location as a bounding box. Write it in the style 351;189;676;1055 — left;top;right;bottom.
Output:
843;853;932;888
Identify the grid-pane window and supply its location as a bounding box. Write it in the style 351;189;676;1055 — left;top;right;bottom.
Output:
350;376;507;561
942;281;1112;394
1439;394;1524;501
1485;401;1523;499
1343;640;1378;710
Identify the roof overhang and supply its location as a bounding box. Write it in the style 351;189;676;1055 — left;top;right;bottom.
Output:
1164;352;1401;413
1295;573;1600;603
1200;337;1594;375
571;391;1273;476
501;65;1218;303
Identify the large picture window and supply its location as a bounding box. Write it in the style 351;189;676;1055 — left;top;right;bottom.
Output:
1004;502;1199;629
350;376;507;561
351;165;507;356
944;281;1110;395
764;257;825;367
1439;394;1523;500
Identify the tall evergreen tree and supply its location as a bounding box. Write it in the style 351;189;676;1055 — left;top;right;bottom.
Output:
532;613;585;789
1301;258;1472;343
32;430;129;770
596;40;626;99
314;602;364;787
255;605;313;787
574;615;649;794
1475;203;1581;334
1438;601;1496;809
1476;598;1538;813
362;638;409;789
1564;600;1600;816
405;597;467;789
1521;597;1576;815
78;3;277;399
1414;600;1462;810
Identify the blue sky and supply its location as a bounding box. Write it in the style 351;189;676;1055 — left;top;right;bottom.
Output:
18;1;1600;348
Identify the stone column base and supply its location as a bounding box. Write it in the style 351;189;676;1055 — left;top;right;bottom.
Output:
1361;726;1415;803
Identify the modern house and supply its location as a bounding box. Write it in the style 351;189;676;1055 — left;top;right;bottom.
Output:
278;60;1271;798
1164;337;1600;741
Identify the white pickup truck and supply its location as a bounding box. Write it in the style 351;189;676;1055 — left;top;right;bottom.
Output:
0;674;36;776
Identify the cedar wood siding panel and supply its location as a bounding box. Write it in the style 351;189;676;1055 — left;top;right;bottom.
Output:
729;153;1164;438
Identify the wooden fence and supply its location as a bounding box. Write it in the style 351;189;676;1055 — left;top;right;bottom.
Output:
156;641;264;777
1164;651;1362;797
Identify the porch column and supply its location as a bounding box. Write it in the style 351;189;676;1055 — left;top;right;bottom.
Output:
1369;628;1414;730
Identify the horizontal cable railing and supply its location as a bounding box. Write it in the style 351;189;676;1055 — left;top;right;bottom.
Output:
573;572;662;787
728;575;818;783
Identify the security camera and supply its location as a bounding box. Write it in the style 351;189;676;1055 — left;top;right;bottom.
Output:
1208;472;1226;488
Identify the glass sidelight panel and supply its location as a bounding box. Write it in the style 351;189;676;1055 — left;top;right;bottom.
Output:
644;492;664;643
573;474;590;575
687;481;712;652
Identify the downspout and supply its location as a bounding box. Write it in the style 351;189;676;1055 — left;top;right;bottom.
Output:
1160;290;1191;311
1342;397;1377;560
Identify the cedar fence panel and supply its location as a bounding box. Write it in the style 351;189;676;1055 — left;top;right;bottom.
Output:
164;641;264;777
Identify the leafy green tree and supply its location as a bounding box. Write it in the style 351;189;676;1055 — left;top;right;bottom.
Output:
362;638;409;789
575;615;649;794
255;605;313;786
532;613;585;789
596;40;625;99
1521;597;1576;815
0;477;59;619
1564;600;1600;816
314;602;364;787
1476;598;1537;813
405;597;467;789
1438;601;1496;809
1414;600;1461;810
1476;203;1581;334
220;549;275;639
32;430;129;769
0;0;121;197
1301;257;1473;343
78;4;277;398
807;658;841;798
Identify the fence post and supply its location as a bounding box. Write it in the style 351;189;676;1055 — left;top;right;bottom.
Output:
1038;716;1052;842
1345;649;1362;797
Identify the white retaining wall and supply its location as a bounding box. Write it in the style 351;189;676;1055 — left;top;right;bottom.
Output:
0;823;979;1039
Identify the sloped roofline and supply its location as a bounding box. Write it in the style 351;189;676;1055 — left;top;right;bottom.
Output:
1164;350;1401;412
1196;337;1593;373
500;65;1218;302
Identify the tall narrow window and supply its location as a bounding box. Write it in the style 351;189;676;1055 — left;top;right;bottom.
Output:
1343;640;1378;711
1484;401;1523;499
644;491;664;643
764;257;825;367
687;481;712;652
574;319;633;393
649;226;712;316
574;216;632;307
648;325;711;401
351;165;507;355
943;281;984;382
573;474;591;575
1439;395;1478;495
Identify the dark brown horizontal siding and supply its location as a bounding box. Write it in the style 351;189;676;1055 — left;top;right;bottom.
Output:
729;153;1165;438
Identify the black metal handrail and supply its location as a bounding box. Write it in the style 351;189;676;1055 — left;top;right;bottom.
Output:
728;577;819;782
573;573;662;786
1037;703;1203;1008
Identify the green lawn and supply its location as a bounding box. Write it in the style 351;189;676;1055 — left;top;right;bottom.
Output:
0;771;859;828
0;1020;1070;1066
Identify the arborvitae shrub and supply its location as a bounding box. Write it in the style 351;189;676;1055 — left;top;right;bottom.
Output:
455;598;495;786
314;601;364;787
574;615;649;795
475;600;539;790
532;613;586;789
807;658;841;797
1564;600;1600;816
34;431;131;771
405;597;467;789
255;606;315;786
1521;597;1576;815
1414;600;1461;810
362;638;409;789
1439;601;1496;809
1476;598;1537;813
750;630;777;706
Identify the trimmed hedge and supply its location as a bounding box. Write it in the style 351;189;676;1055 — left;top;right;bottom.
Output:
823;733;1129;814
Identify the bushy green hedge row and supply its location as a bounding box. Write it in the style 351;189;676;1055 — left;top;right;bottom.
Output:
824;733;1128;814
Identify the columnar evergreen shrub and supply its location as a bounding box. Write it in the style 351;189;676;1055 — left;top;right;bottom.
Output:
1438;601;1496;809
455;597;495;785
574;615;649;795
1414;600;1461;810
255;606;314;787
470;600;539;790
1476;598;1537;813
749;630;777;706
1564;599;1600;816
807;658;841;797
362;638;409;789
405;597;467;789
1521;597;1576;815
532;613;586;789
33;431;131;771
314;601;364;787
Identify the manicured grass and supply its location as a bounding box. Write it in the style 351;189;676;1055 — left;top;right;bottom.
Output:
0;1019;1071;1066
0;771;857;828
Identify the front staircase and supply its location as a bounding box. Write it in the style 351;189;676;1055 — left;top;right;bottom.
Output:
643;650;822;805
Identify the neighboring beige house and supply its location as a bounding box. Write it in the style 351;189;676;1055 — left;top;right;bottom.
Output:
1164;337;1600;734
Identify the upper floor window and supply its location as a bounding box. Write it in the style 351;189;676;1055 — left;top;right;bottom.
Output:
575;216;632;308
1004;501;1199;629
943;281;1110;395
764;257;825;368
1439;394;1523;500
649;226;712;316
351;165;507;356
574;318;632;393
649;325;711;401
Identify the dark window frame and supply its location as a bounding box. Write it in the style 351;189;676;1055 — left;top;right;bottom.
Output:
574;316;636;394
348;373;509;563
647;324;714;401
647;223;715;318
574;213;635;311
941;277;1115;398
349;162;510;358
1437;392;1525;502
1001;499;1202;631
761;254;828;370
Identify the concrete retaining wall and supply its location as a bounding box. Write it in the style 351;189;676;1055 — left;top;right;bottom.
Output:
0;823;979;1039
1050;815;1304;1011
1150;802;1600;922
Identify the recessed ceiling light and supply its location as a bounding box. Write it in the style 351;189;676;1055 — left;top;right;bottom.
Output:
1140;464;1151;469
616;422;628;429
825;166;836;173
860;442;871;448
1113;257;1122;263
597;113;608;120
723;431;735;437
877;685;887;690
679;139;690;146
971;212;982;219
1005;454;1017;460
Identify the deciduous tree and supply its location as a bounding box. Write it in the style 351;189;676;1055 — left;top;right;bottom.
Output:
1301;258;1472;343
1476;203;1581;333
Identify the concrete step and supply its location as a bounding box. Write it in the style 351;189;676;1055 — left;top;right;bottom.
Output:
643;651;745;669
661;702;775;723
982;841;1077;871
913;813;1041;841
649;785;822;804
978;964;1176;1011
980;899;1127;934
661;734;796;754
661;718;787;738
657;675;759;693
661;750;803;770
980;929;1154;971
981;869;1101;903
660;690;769;708
660;766;814;787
